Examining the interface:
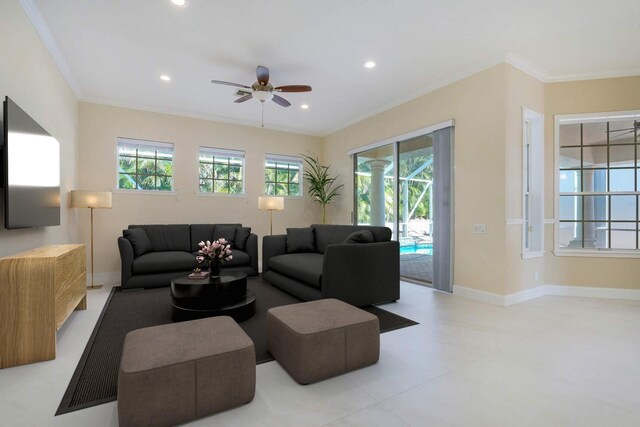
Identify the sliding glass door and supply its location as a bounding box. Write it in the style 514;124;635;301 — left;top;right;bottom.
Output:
352;125;453;292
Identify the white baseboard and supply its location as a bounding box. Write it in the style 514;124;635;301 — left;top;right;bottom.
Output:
453;283;640;306
544;284;640;301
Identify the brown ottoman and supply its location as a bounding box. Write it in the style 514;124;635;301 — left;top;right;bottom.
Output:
117;316;255;427
267;298;379;384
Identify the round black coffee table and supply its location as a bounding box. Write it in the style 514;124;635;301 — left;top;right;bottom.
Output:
170;274;255;322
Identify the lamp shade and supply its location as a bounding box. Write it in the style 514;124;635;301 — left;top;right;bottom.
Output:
258;196;284;211
70;190;112;209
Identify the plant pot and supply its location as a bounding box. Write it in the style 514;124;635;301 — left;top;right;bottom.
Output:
209;263;221;278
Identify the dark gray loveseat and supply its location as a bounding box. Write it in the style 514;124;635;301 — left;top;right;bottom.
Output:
118;224;258;289
262;224;399;307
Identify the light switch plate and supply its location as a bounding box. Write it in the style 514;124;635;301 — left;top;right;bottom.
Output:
473;224;486;234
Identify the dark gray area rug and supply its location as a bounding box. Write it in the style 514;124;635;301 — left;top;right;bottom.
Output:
56;277;418;415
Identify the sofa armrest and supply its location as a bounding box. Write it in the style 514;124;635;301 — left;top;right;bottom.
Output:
261;234;287;274
118;236;134;288
245;233;259;276
322;241;400;307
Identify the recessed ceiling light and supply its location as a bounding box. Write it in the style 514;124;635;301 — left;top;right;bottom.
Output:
301;104;309;110
364;61;376;69
171;0;187;6
160;75;171;82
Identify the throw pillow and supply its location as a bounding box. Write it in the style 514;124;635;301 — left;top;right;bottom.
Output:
343;230;375;244
123;228;153;257
234;226;251;251
286;227;316;253
213;224;237;246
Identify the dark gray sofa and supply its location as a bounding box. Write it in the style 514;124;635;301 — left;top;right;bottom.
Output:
118;224;258;289
262;224;400;307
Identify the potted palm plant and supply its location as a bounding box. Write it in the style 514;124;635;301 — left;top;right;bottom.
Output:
302;153;344;224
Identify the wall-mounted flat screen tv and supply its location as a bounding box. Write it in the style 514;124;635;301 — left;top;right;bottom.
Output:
2;96;60;229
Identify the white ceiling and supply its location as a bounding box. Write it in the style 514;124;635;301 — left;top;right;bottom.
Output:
26;0;640;136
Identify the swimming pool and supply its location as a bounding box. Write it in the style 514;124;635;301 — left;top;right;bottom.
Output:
400;243;433;255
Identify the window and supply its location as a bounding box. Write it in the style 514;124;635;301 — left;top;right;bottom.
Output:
264;154;303;196
198;147;245;195
523;108;544;258
117;138;174;191
555;111;640;254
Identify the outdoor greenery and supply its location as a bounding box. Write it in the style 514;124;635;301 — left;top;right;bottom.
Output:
198;152;244;194
302;153;344;224
264;159;301;196
356;150;433;224
118;146;173;191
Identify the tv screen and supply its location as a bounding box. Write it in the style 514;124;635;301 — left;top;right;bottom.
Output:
2;96;60;229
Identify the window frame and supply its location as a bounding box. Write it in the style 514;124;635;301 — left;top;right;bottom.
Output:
554;110;640;258
197;147;246;197
115;137;175;194
522;108;544;259
264;154;304;197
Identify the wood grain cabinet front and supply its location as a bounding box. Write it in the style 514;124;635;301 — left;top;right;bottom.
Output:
0;244;87;369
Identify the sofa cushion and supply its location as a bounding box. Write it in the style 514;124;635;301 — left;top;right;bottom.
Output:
214;224;238;246
132;251;197;275
343;230;375;244
286;227;316;253
268;253;324;289
190;224;215;252
234;227;251;251
130;224;191;252
225;249;250;267
123;228;153;257
313;224;392;253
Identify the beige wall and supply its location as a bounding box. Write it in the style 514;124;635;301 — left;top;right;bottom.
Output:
544;75;640;289
504;66;545;294
0;0;79;257
323;64;510;294
77;102;322;277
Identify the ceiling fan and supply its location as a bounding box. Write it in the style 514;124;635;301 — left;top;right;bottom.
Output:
608;120;639;141
211;65;311;108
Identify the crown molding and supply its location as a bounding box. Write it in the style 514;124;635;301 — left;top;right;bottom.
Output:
504;52;550;82
546;68;640;83
19;0;82;99
80;96;324;137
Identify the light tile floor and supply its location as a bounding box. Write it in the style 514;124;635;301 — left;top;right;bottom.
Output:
1;282;639;426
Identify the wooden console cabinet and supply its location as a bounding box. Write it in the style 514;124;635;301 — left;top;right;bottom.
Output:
0;244;87;368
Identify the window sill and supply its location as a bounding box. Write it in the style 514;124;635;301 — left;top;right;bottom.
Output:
114;189;177;196
196;192;246;198
554;249;640;259
521;251;544;259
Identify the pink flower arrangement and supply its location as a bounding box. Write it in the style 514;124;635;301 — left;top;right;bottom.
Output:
196;238;233;267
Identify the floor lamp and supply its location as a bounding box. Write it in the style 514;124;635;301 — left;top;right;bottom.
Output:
258;196;284;235
71;190;113;290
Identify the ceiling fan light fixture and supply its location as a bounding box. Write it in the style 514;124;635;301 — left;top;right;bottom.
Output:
253;91;274;103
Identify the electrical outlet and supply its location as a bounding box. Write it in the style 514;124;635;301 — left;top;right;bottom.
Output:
472;224;486;234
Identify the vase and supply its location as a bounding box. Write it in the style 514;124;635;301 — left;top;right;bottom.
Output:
209;263;221;278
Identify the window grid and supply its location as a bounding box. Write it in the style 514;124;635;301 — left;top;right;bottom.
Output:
264;158;302;196
118;143;173;191
198;150;244;195
558;120;639;250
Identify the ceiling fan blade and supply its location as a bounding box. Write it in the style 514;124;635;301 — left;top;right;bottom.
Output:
234;94;253;103
274;85;312;93
257;66;270;85
272;94;291;107
211;80;250;89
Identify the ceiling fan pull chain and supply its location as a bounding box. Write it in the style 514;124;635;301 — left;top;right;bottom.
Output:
261;103;264;128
